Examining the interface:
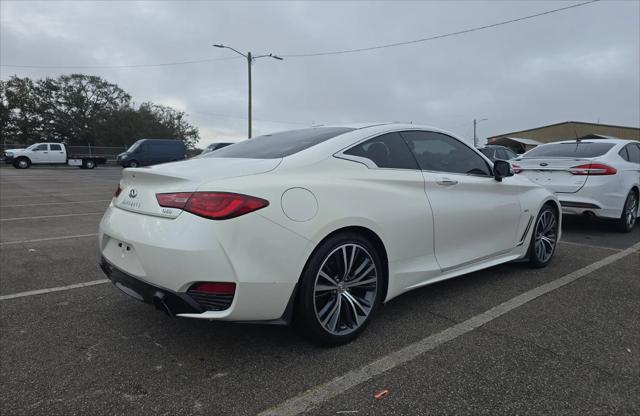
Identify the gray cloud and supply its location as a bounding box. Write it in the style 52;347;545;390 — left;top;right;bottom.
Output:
1;0;638;147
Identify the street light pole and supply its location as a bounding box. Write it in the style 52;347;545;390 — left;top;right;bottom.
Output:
473;118;488;147
213;44;282;138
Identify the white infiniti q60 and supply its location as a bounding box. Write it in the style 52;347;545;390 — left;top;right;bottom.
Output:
99;123;561;345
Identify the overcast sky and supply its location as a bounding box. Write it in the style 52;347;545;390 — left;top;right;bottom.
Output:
1;0;639;147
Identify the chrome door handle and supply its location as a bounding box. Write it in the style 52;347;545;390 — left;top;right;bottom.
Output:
436;178;458;186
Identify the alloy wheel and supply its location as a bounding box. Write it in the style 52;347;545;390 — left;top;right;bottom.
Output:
624;193;638;229
313;243;378;336
534;209;558;263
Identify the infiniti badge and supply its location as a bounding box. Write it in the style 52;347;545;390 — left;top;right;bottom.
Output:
129;189;138;198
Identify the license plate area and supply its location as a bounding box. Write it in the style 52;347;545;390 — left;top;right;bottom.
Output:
102;236;146;277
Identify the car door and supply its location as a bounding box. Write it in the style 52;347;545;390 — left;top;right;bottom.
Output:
29;144;49;163
340;132;439;286
399;130;523;271
48;143;66;163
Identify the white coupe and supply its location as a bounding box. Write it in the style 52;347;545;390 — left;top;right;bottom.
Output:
99;123;560;345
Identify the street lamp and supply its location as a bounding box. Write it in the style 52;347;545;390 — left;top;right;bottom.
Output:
473;118;488;147
213;44;283;138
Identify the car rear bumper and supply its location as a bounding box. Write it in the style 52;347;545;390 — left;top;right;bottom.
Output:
98;204;312;321
100;257;204;316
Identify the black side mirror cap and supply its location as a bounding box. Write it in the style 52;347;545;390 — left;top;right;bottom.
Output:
493;160;514;182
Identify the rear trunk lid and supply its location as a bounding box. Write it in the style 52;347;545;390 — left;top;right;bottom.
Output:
513;157;591;193
114;158;281;218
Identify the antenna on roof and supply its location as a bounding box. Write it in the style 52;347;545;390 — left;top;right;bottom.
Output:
573;128;582;143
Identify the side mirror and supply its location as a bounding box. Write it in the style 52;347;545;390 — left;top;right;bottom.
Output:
493;160;514;182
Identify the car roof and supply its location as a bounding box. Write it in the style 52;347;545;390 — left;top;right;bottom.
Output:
551;138;636;145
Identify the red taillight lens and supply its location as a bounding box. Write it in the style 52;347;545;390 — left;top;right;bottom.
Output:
156;192;269;220
511;164;522;174
114;184;122;198
569;163;617;176
190;282;236;295
155;192;193;209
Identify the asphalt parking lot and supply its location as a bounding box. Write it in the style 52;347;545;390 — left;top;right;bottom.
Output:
1;166;638;416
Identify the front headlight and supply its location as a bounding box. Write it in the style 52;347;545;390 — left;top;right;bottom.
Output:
5;152;13;157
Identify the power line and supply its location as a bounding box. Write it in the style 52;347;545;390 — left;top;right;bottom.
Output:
0;0;600;69
281;0;600;58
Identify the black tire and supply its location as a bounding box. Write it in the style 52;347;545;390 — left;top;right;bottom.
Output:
295;232;384;346
84;159;96;169
527;204;559;269
617;190;638;233
128;160;139;168
13;157;31;169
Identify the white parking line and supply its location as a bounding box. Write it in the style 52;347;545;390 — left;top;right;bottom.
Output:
0;199;111;208
0;279;110;301
0;192;110;200
0;233;98;246
0;212;103;222
558;240;622;251
258;241;640;416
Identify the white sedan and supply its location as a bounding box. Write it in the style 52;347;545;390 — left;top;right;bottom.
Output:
512;138;640;232
99;123;560;345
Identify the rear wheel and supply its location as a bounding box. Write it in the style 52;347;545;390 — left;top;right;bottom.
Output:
296;232;383;346
84;159;96;169
128;160;139;168
13;157;30;169
618;190;638;233
527;204;559;268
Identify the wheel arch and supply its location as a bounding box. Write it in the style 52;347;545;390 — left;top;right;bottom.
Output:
298;225;390;304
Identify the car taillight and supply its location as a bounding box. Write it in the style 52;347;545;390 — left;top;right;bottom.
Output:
569;163;617;176
190;282;236;295
156;192;269;220
114;184;122;197
511;164;522;174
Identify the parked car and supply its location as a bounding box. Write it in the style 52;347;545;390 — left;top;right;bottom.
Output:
512;138;640;232
3;142;107;169
199;142;234;155
99;123;560;345
478;145;518;162
117;139;187;168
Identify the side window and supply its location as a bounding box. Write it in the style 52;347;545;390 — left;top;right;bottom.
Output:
400;131;491;176
505;149;518;160
33;144;48;151
50;144;62;151
626;144;640;164
343;132;418;169
618;147;630;161
495;149;509;160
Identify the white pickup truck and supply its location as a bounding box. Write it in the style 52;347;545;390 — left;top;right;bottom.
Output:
3;143;107;169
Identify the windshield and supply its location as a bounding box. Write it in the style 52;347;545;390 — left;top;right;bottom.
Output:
523;142;615;158
204;127;355;159
126;141;141;153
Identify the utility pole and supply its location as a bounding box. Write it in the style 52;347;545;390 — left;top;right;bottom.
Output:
473;118;488;147
213;44;282;138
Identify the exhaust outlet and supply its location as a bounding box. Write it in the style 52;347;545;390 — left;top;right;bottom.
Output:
152;293;174;317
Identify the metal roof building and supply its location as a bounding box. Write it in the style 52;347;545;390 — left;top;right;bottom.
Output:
487;121;640;147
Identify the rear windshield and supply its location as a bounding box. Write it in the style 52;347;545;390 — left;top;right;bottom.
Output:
523;142;615;158
205;127;355;159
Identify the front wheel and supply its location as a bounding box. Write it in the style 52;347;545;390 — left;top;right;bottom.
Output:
295;233;383;346
128;160;139;168
527;204;559;268
617;190;638;233
13;157;31;169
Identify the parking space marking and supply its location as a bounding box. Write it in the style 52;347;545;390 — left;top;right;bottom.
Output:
559;240;623;251
0;192;110;200
0;279;109;301
259;241;640;416
0;233;98;246
0;199;111;208
0;212;104;222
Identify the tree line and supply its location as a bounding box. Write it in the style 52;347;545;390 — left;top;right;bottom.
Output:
0;74;199;149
